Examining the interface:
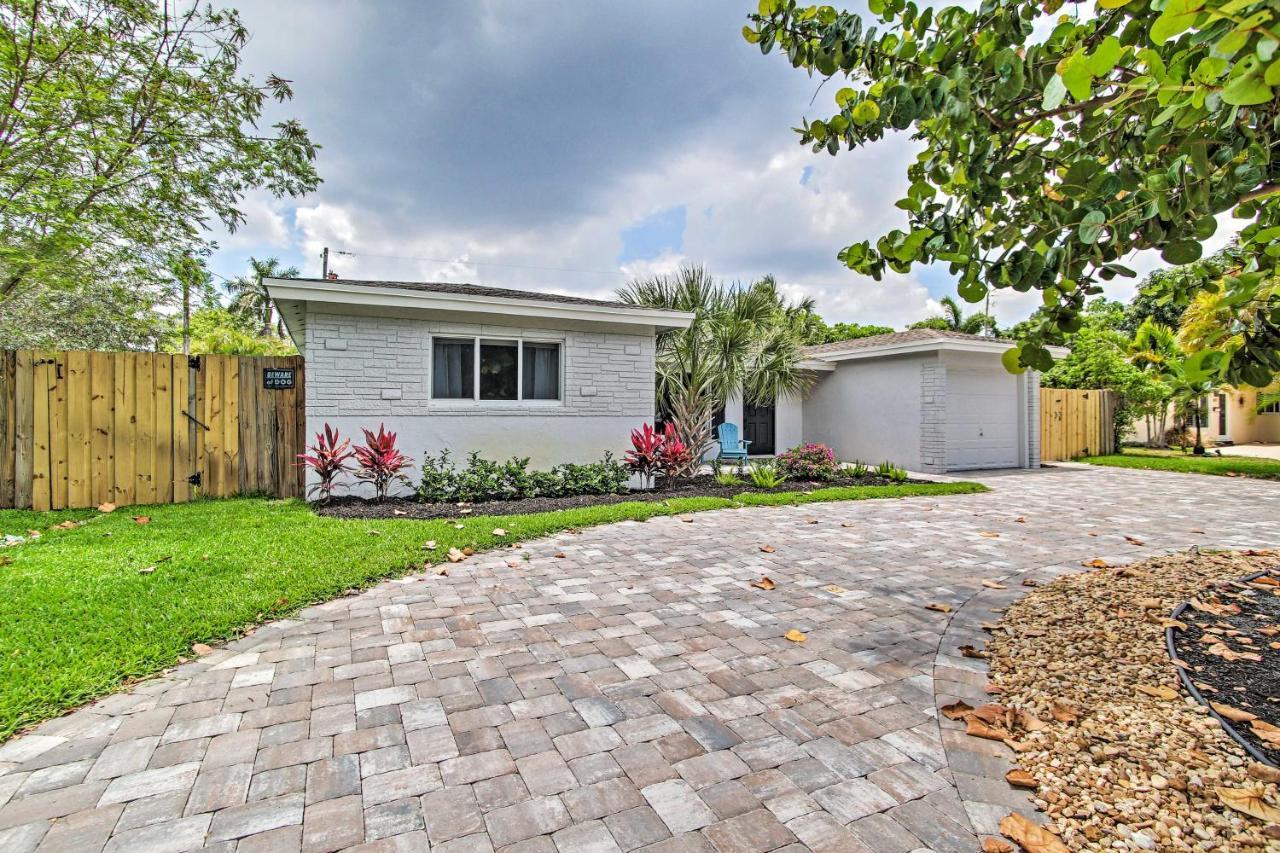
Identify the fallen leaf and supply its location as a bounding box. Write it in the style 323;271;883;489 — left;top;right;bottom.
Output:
446;548;467;563
1211;702;1257;723
967;718;1013;741
554;552;566;558
492;528;506;537
805;518;818;525
1251;575;1280;587
999;812;1069;853
959;645;990;659
979;531;1000;539
824;585;846;595
1014;517;1026;524
192;643;213;656
925;602;953;614
393;509;406;516
459;508;472;515
1124;535;1144;546
1136;685;1179;701
759;545;776;553
679;516;693;523
840;522;855;528
132;515;150;525
1216;784;1280;823
435;566;448;576
981;579;1007;589
505;560;521;568
1083;559;1109;568
1005;769;1037;789
784;629;806;643
751;576;776;591
940;700;973;720
1190;527;1205;534
1250;719;1280;747
138;566;155;574
1050;703;1078;724
97;501;116;513
982;838;1015;853
1021;578;1038;587
1249;762;1280;784
1019;710;1049;731
981;621;1000;632
367;530;381;536
1206;642;1262;662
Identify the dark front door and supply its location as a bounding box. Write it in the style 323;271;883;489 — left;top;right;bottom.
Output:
742;403;775;455
1218;393;1228;436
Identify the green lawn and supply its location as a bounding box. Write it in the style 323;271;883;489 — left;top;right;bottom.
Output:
0;480;984;740
1079;447;1280;479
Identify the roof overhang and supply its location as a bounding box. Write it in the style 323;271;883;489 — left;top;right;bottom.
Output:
264;278;696;352
809;337;1068;364
797;358;837;372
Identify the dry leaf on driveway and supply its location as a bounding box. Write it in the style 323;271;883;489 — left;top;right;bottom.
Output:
751;576;776;591
446;548;467;563
1216;785;1280;823
1249;763;1280;783
999;813;1070;853
1125;535;1145;545
980;531;1000;538
1083;558;1109;568
1005;768;1037;789
784;629;806;643
1135;685;1180;701
940;700;973;720
759;545;776;553
925;602;953;613
824;584;847;594
191;643;213;656
1050;702;1078;724
959;645;989;659
1210;702;1257;723
982;838;1015;853
982;579;1007;589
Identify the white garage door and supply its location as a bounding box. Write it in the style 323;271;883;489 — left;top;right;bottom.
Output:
946;368;1021;470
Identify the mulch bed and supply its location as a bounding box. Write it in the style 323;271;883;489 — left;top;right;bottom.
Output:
314;473;924;520
970;549;1280;851
1173;566;1280;766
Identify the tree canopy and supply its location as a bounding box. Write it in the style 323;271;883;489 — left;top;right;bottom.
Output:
0;0;320;305
747;0;1280;386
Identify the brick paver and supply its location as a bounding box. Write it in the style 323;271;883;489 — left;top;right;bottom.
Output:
0;465;1277;851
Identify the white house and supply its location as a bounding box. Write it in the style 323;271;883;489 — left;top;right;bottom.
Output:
268;279;1041;481
265;277;694;470
718;329;1043;473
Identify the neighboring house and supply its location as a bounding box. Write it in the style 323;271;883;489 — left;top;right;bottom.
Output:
265;278;694;477
715;329;1045;473
1129;386;1280;446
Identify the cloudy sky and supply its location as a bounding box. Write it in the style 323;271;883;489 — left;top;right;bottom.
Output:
211;1;1191;329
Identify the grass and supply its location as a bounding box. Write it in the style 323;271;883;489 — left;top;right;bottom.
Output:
1079;447;1280;480
0;480;984;740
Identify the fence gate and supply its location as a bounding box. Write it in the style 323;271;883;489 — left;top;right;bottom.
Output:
0;350;304;511
1040;387;1116;461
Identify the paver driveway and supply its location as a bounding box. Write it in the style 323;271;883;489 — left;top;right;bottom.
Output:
1;465;1278;853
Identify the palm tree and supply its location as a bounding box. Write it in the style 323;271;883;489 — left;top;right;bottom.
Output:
226;257;299;337
617;266;814;472
1126;318;1179;445
911;296;997;336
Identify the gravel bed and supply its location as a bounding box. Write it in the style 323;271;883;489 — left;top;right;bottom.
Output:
980;550;1280;851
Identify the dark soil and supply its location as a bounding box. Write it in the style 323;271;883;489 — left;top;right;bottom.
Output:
1173;568;1280;765
313;472;927;520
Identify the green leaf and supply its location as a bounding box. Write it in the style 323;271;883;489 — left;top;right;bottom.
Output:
1265;58;1280;86
742;26;761;45
1099;0;1131;7
1222;74;1273;105
758;0;782;15
835;87;857;107
1061;55;1093;102
851;100;880;124
957;275;987;303
1161;239;1204;264
1150;0;1206;43
1078;210;1107;244
1042;74;1067;111
1001;346;1027;374
1085;37;1122;77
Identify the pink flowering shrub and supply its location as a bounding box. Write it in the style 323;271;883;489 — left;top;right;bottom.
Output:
775;442;839;481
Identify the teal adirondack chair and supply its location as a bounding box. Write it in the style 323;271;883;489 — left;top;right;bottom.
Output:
716;422;751;465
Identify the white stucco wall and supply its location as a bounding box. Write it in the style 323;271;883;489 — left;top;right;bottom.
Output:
304;309;656;495
802;353;933;469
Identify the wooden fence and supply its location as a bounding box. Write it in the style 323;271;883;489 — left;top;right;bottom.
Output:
0;350;305;511
1040;387;1116;461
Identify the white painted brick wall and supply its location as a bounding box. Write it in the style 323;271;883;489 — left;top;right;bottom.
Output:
304;310;656;420
919;359;947;473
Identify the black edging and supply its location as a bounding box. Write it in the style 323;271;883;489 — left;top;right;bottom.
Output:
1165;570;1277;768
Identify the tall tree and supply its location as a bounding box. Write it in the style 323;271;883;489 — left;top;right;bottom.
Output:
910;295;996;335
617;266;813;468
0;0;320;304
226;257;299;338
747;0;1280;386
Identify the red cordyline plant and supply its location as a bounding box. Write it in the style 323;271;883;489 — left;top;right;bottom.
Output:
297;423;355;502
352;423;414;501
656;423;696;478
625;422;665;488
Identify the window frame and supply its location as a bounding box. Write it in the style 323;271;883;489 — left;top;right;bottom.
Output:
1261;398;1280;415
427;334;564;405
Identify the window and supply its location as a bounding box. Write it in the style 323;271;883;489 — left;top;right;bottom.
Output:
1262;398;1280;414
430;337;561;402
431;337;473;399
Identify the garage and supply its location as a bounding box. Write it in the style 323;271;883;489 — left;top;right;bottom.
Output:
793;329;1043;474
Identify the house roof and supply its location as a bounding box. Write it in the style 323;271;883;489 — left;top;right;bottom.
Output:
800;328;1002;357
278;278;638;310
263;276;695;352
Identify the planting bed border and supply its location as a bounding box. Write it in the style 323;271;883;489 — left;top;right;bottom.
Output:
1165;570;1278;768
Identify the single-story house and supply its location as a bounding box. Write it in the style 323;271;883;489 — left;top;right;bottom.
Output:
717;329;1045;473
265;277;694;472
1128;385;1280;446
268;279;1043;484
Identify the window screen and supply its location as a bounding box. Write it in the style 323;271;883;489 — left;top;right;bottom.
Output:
480;340;518;401
522;342;560;400
432;338;474;399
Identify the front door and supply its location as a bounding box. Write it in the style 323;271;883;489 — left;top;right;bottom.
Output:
742;403;775;455
1218;393;1228;437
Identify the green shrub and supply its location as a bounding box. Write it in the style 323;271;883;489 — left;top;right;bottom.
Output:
748;461;788;489
875;460;908;482
850;460;869;477
418;450;630;503
775;443;839;480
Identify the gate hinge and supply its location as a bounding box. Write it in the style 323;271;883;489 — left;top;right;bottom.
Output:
188;355;201;370
187;472;202;487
